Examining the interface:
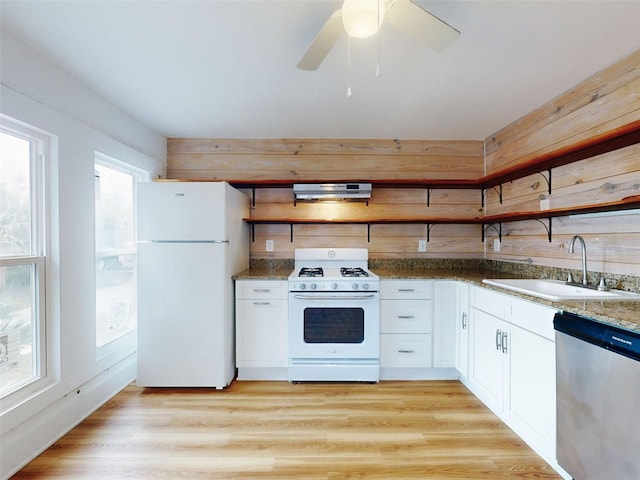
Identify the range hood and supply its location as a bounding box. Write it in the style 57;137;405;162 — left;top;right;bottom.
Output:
293;183;372;201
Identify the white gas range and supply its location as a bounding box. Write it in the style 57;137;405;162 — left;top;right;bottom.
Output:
288;248;380;383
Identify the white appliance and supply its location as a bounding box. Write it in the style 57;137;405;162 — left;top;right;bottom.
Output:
288;248;380;382
136;181;249;388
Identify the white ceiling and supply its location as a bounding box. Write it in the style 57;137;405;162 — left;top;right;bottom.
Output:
2;0;640;140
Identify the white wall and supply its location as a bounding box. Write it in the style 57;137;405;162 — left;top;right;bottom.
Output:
0;31;166;479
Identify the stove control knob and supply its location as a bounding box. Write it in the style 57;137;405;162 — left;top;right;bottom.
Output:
331;283;338;290
352;283;359;290
300;283;306;290
310;283;317;290
362;283;369;290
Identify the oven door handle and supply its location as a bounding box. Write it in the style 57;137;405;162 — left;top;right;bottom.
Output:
292;294;377;300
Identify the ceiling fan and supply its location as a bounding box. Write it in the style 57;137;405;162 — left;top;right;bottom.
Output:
297;0;460;71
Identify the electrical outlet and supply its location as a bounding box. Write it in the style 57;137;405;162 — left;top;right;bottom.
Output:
418;240;427;252
493;239;501;252
540;198;550;210
265;239;274;252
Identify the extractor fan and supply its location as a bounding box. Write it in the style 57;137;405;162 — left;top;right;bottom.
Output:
297;0;460;71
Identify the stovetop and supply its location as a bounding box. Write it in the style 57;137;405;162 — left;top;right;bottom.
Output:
289;248;378;292
297;266;372;279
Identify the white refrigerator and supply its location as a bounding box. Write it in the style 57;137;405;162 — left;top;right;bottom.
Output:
136;181;249;388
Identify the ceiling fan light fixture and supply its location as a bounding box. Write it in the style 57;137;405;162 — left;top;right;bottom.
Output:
341;0;385;39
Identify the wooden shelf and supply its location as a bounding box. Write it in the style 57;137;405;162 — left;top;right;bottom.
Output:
245;195;640;243
479;120;640;189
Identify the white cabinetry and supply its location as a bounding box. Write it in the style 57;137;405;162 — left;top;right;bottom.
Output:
235;280;288;380
468;285;560;471
470;300;510;414
508;299;558;465
454;282;470;378
433;281;469;372
380;280;432;379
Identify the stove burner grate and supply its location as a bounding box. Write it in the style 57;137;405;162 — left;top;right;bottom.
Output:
340;267;369;278
299;267;324;278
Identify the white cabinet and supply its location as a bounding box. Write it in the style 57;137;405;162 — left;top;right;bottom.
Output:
470;304;510;414
235;280;288;380
380;280;433;378
469;286;511;415
433;281;466;369
508;298;558;464
468;285;560;470
454;282;470;378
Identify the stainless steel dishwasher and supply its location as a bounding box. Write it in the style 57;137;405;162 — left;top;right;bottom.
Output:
554;311;640;480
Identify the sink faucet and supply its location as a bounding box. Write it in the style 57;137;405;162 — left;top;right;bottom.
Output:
568;235;588;286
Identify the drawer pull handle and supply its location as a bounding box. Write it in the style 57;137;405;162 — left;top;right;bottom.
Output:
461;312;468;329
398;289;415;292
398;349;415;354
253;289;271;292
253;301;271;305
398;315;415;319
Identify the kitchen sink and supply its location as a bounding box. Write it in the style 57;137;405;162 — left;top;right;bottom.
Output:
482;278;640;302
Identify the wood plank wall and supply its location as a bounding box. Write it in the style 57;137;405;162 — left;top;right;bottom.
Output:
484;49;640;277
166;48;640;276
167;139;485;259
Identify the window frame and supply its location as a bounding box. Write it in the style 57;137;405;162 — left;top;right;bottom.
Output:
0;115;49;406
94;152;147;353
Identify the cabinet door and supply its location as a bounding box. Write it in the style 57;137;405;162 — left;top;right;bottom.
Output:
433;281;457;368
236;298;287;367
455;283;470;377
470;307;508;416
509;324;556;457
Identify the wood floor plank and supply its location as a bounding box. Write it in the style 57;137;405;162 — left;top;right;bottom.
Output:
13;380;562;479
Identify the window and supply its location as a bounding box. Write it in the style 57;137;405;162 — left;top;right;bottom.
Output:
0;116;47;399
94;156;141;347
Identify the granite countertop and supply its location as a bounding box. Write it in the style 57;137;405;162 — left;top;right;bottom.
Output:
234;266;640;334
234;267;292;281
371;267;640;334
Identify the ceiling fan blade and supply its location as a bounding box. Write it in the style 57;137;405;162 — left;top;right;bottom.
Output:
297;9;344;71
386;0;459;52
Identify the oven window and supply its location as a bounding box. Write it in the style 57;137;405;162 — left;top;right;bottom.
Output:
303;308;364;343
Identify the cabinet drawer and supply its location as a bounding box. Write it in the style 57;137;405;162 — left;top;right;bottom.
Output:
237;280;287;300
380;280;432;299
381;299;431;333
381;334;432;368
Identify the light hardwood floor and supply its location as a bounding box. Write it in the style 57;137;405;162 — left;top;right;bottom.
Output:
14;380;562;479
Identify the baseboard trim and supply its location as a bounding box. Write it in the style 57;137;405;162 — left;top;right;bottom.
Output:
1;355;136;480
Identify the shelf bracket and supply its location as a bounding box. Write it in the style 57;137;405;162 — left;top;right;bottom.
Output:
367;223;371;242
289;223;294;242
251;187;256;208
538;169;552;195
482;184;503;207
250;223;255;242
482;223;502;242
427;188;432;207
426;223;435;242
532;217;553;242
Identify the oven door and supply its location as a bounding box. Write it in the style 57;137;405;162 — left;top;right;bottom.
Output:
288;291;379;360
